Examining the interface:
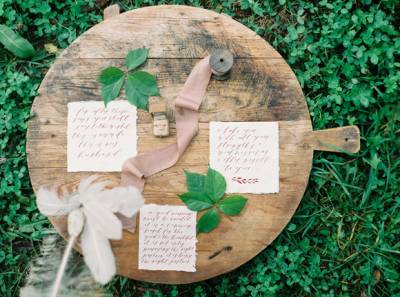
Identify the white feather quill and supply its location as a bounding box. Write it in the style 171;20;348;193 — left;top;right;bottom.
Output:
81;222;116;285
50;209;85;297
35;175;144;286
20;233;106;297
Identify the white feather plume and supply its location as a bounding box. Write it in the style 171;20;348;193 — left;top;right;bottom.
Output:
37;187;80;216
81;222;116;285
78;175;100;194
83;200;122;240
36;175;145;285
98;186;144;217
78;175;111;205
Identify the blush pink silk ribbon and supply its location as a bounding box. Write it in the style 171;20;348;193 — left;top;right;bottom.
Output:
120;57;212;232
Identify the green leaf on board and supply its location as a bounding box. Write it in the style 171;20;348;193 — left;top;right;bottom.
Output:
126;73;149;110
180;168;247;234
98;67;125;106
98;48;160;109
197;208;220;234
179;192;214;211
0;25;35;58
184;171;206;193
125;48;148;71
218;195;247;215
101;80;124;106
128;71;159;96
98;67;124;85
205;167;227;202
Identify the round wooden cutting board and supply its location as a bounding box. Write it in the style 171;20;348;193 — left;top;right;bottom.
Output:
26;5;360;284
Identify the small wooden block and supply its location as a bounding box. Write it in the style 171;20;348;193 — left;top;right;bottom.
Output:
149;101;167;114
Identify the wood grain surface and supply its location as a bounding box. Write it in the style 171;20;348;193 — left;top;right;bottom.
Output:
26;5;360;284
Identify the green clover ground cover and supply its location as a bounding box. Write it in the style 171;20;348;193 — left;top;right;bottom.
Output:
0;0;398;296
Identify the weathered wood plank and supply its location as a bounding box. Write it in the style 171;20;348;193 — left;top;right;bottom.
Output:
61;6;280;59
31;58;308;126
27;121;311;169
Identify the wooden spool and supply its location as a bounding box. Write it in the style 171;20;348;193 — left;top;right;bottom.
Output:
26;5;360;284
209;49;234;80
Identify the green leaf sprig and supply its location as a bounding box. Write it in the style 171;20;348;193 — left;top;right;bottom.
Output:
97;48;160;110
0;25;35;58
179;168;247;234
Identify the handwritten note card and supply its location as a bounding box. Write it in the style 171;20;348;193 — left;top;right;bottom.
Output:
139;204;197;272
209;122;279;194
67;101;137;172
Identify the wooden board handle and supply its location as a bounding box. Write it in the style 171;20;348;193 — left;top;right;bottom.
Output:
104;4;120;20
311;126;360;153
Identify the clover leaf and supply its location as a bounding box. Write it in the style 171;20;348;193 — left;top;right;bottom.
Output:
98;47;159;110
179;167;247;234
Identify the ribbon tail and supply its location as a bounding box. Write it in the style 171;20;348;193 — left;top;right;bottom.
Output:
117;213;137;233
120;57;212;233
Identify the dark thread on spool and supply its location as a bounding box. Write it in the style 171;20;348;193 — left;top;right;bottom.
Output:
210;49;234;81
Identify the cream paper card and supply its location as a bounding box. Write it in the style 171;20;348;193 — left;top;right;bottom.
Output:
67;101;137;172
209;122;279;193
139;204;197;272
